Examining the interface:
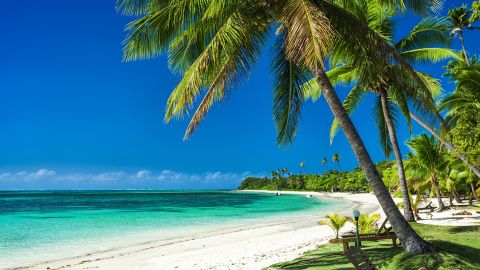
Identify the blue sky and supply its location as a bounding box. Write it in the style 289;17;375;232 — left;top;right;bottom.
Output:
0;1;478;190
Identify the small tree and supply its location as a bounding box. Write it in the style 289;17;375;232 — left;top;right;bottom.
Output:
319;212;347;239
332;153;341;169
348;213;381;234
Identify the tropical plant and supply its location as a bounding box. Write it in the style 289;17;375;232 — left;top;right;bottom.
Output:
321;157;328;171
332;153;341;169
446;168;470;203
397;191;426;220
381;164;400;192
406;134;450;211
347;213;381;234
118;0;438;253
319;212;347;239
448;2;480;65
438;58;480;179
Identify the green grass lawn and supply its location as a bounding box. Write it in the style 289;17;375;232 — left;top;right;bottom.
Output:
267;223;480;270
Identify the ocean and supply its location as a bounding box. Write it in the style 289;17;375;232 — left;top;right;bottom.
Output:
0;190;345;268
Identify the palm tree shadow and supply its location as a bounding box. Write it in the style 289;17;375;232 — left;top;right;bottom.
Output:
269;250;353;269
445;225;479;234
432;240;480;265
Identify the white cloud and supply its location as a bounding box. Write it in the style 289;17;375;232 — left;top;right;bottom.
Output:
27;169;56;179
0;172;12;179
0;168;265;189
135;170;152;179
55;173;90;182
16;171;28;177
92;171;127;181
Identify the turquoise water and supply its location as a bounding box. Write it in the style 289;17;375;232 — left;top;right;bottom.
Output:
0;190;343;268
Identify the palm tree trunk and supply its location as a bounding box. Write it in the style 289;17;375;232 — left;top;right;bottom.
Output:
314;69;432;253
431;175;445;211
458;31;470;66
379;89;415;222
410;113;480;178
453;191;462;203
471;182;479;201
434;109;450;135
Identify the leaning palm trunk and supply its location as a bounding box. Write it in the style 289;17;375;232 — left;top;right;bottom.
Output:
458;31;470;66
431;175;445;211
379;89;415;222
410;113;480;178
315;70;432;253
453;191;462;203
471;182;479;201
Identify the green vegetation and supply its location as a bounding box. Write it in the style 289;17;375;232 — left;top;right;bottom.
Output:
239;161;399;192
267;224;480;270
318;213;347;239
349;213;381;234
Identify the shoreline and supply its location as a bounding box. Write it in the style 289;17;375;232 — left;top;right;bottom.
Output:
7;191;380;270
239;190;381;216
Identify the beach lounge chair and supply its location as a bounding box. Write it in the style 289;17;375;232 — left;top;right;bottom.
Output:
418;201;434;212
329;219;398;254
345;247;377;270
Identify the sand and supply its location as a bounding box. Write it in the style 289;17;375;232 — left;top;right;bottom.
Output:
10;191;378;270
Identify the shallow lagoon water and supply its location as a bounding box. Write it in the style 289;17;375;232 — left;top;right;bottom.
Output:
0;190;345;268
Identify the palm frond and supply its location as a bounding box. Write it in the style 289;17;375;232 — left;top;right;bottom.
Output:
121;0;211;61
279;0;333;70
116;0;163;16
373;95;398;157
303;64;356;102
399;48;460;64
165;3;270;123
377;0;443;15
387;84;412;133
329;84;366;144
272;30;310;146
395;17;451;52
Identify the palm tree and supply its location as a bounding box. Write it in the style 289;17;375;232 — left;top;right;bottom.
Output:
438;58;480;180
332;153;341;169
305;4;456;222
441;58;480;118
321;157;328;170
448;3;480;65
397;191;426;220
406;134;449;211
319;212;347;239
446;168;468;204
408;113;480;179
118;0;437;253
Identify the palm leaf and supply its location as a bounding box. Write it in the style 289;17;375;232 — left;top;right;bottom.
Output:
279;0;333;70
399;48;460;64
303;64;356;102
395;17;451;52
272;30;310;146
165;3;270;123
329;84;366;144
373;95;399;157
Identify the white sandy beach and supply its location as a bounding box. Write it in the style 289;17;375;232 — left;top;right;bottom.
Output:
9;191;479;270
10;191;379;270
